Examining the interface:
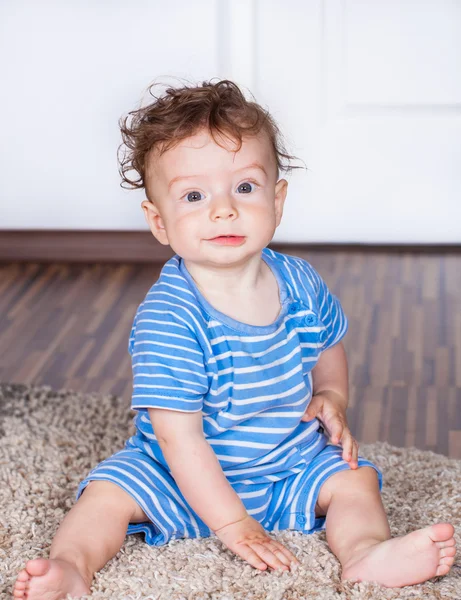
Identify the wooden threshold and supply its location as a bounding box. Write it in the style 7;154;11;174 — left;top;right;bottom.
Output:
0;230;460;263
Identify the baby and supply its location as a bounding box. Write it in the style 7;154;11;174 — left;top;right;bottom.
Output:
14;79;456;599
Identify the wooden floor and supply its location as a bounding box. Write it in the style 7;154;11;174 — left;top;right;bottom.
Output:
1;248;460;458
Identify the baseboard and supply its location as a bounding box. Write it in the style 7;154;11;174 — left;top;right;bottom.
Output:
0;230;460;263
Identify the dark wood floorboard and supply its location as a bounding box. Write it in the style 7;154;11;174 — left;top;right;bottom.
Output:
1;249;460;458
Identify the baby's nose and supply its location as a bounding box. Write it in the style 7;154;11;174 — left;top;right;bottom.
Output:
210;196;238;219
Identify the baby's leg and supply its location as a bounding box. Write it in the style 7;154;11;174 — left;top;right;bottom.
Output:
13;480;149;600
316;466;457;587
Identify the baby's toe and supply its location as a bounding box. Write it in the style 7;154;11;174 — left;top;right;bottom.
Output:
437;545;456;576
13;569;31;598
13;579;29;598
436;538;456;549
15;569;30;583
25;557;51;577
436;564;451;577
440;547;457;559
429;523;455;543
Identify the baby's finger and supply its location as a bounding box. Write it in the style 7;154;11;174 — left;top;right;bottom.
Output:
248;541;290;571
265;543;292;569
237;543;269;571
330;422;344;444
344;437;359;468
270;540;301;566
341;432;354;458
352;438;359;458
352;439;360;465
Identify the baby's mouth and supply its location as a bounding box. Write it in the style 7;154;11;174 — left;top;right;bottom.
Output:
207;235;246;245
208;235;243;239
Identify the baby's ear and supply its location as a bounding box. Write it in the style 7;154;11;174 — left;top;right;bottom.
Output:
274;179;288;225
141;200;169;245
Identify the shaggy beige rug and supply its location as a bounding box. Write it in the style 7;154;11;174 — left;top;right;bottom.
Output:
1;382;460;600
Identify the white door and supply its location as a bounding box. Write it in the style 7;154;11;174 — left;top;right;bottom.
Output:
225;0;461;243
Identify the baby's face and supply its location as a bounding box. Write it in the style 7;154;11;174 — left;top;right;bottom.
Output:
141;128;288;269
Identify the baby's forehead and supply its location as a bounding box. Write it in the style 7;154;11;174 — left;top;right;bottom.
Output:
148;128;276;179
159;128;269;157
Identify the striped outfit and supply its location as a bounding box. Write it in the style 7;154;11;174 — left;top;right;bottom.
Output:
76;248;383;545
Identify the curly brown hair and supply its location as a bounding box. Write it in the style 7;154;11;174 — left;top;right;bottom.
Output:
117;78;305;200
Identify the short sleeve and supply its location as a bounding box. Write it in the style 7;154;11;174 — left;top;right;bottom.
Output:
129;303;209;412
300;261;349;351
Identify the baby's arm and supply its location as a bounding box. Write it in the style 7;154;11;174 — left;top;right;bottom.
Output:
308;342;359;467
148;407;248;532
311;341;349;409
149;408;299;570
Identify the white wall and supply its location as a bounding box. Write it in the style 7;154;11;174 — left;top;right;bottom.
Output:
1;0;460;243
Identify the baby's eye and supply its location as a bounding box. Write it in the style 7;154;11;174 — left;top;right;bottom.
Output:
182;181;257;202
184;191;204;203
237;181;256;194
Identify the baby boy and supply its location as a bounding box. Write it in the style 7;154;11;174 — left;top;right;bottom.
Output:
14;79;456;599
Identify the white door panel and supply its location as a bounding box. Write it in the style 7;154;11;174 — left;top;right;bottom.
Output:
249;0;461;243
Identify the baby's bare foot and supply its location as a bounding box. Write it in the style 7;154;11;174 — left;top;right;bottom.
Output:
341;523;457;588
13;557;91;600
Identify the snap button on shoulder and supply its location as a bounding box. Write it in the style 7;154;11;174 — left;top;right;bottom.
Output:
288;302;301;314
296;514;307;525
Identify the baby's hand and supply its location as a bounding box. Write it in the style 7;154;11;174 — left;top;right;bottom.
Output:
214;515;300;572
301;390;359;469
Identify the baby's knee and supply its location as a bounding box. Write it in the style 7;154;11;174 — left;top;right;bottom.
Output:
81;480;149;523
334;466;380;496
320;466;380;504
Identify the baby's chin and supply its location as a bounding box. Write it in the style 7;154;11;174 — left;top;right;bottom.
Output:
183;247;268;270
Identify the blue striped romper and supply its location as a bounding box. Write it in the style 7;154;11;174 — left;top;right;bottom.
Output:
76;247;383;546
